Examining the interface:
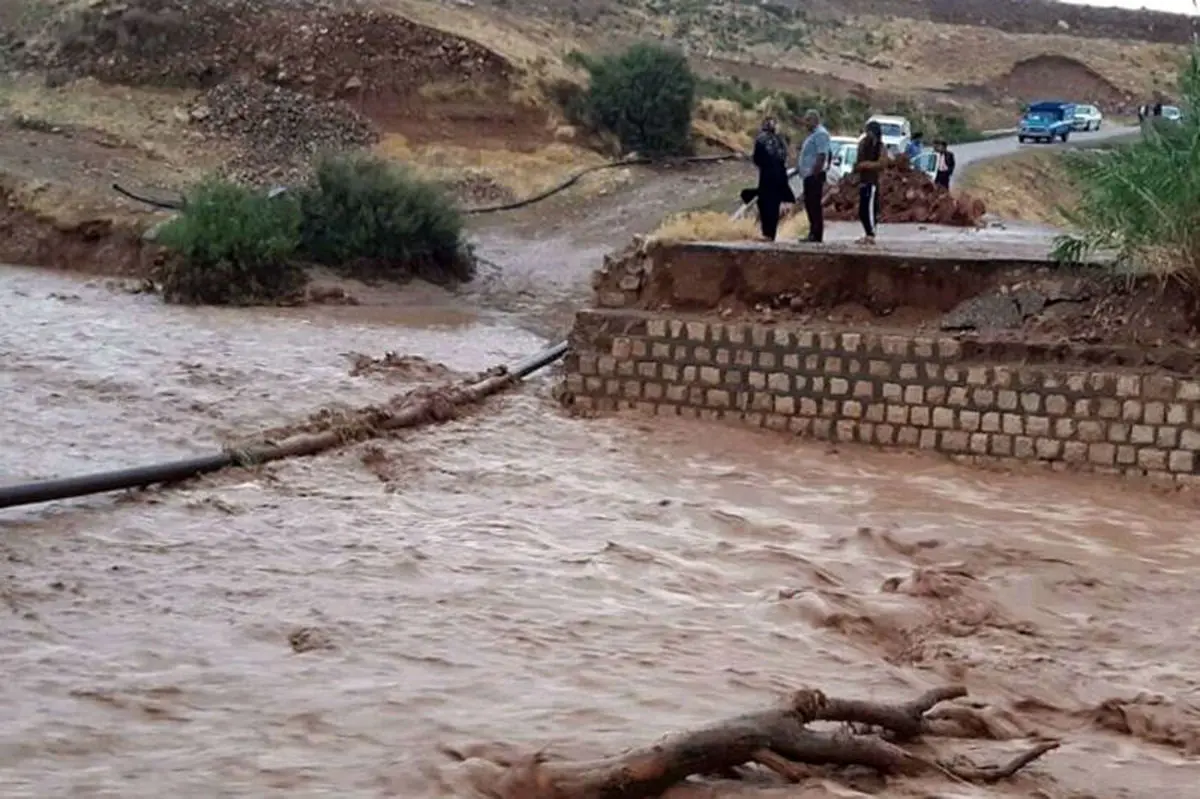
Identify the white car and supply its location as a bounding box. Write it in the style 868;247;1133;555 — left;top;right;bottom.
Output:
827;136;860;182
1072;104;1103;131
910;149;939;181
1162;105;1182;122
866;114;912;157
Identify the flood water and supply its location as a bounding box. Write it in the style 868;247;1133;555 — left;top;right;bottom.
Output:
3;263;1200;798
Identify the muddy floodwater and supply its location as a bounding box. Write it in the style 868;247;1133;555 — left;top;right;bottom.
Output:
4;264;1200;799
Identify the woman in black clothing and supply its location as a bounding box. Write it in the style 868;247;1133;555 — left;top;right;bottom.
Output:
751;117;794;241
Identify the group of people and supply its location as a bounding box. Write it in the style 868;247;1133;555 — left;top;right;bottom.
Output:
751;111;955;247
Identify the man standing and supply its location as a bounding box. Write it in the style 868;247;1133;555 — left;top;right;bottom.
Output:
855;120;886;246
933;138;955;189
751;116;794;241
796;109;831;243
905;131;923;163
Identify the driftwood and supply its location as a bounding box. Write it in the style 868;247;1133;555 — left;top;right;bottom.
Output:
443;686;1060;799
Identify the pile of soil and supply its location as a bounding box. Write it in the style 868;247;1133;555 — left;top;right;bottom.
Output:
823;160;986;227
190;76;379;184
979;55;1132;109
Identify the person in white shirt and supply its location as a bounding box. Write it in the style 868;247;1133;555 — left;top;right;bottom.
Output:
796;109;832;243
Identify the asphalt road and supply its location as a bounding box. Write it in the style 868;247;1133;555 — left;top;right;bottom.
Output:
950;124;1140;186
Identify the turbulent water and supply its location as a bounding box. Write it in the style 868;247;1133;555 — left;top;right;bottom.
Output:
3;263;1200;799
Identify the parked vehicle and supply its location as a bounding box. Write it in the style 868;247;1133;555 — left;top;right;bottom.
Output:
1072;104;1103;131
910;149;939;182
866;114;912;156
1162;105;1183;122
1018;101;1077;143
827;136;860;182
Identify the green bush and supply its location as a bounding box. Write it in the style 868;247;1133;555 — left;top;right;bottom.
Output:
155;178;306;305
298;153;474;285
583;43;696;156
1052;48;1199;284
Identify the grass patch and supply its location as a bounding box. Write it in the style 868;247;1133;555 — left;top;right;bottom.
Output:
649;209;808;243
959;150;1079;226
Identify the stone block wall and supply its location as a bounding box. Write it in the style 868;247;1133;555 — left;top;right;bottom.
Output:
561;310;1200;482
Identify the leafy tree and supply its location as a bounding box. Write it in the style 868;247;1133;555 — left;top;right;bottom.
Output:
584;43;696;156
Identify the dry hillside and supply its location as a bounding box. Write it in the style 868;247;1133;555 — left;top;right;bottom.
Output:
0;0;1190;252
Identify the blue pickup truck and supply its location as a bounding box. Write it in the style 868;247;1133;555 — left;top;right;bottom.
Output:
1018;101;1077;144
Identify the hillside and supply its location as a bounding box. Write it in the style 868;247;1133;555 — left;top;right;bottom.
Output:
0;0;1190;253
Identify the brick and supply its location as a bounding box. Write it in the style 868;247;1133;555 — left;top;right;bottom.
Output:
1063;441;1088;463
1077;420;1106;442
881;335;909;357
775;395;796;415
598;355;617;375
1178;381;1200;401
1020;392;1042;413
605;379;621;396
876;424;896;445
943;366;962;383
574;396;595;410
1131;425;1156;445
616;360;635;377
1073;399;1093;418
1170;450;1195;473
1158;427;1179;448
750;392;773;412
830;378;850;396
1181;429;1200;450
1116;445;1137;465
788;417;812;435
669;320;686;338
886;405;909;424
1066;372;1088;392
841;332;862;352
1143;402;1166;425
898;363;919;380
1055;418;1076;438
865;403;886;423
1167;403;1190;425
903;385;924;404
688;387;706;405
1097;398;1120;419
1014;437;1036;458
913;337;934;358
686;321;707;341
823;356;843;374
938;337;962;359
585;376;603;392
911;406;931;426
842;400;864;419
799;397;819;416
853;380;874;399
924;363;942;380
579;354;598;375
993;367;1015;388
1138;448;1168;471
835;420;857;441
897;426;920;446
972;388;995;409
647;319;668;338
926;386;947;404
767;372;790;391
682;365;698;382
632;340;648;358
795;331;814;349
634;401;656;415
821;399;839;417
735;350;754;367
970;433;989;454
749;371;766;389
882;382;903;401
868;360;892;377
662;364;680;382
1045;394;1069;415
997;390;1019;411
948;386;969;407
766;414;789;431
1002;414;1024;435
818;332;838;350
1116;375;1141;398
966;366;990;385
772;329;793;347
651;343;671;359
566;373;584;393
932;407;956;429
1088;442;1116;465
623;380;642;398
778;354;797;371
714;348;731;365
1036;438;1062;460
1026;416;1051;437
673;345;689;361
700;366;721;384
857;423;875;444
981;412;1001;433
919;429;938;450
1144;375;1176;401
724;370;744;386
991;434;1013;456
666;384;688;402
942;431;970;452
758;351;777;369
644;383;664;400
959;410;981;432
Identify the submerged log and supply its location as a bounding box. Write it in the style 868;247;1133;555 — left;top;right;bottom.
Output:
443;686;1060;799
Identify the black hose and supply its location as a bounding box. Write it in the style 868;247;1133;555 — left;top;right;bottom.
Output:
0;341;569;512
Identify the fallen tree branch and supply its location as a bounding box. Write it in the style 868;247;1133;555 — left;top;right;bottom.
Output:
443;686;1059;799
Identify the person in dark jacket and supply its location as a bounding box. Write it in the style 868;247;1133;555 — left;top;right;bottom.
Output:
933;138;955;189
751;116;794;241
854;120;887;245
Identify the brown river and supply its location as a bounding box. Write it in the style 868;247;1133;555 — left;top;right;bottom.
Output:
3;246;1200;798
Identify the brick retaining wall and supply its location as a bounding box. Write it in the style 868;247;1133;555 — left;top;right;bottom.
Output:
561;310;1200;483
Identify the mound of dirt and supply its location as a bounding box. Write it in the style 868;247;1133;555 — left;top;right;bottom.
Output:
45;0;515;123
823;160;986;227
190;76;379;184
983;55;1131;108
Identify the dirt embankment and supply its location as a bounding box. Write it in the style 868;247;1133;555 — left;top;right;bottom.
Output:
959;150;1078;227
953;54;1139;113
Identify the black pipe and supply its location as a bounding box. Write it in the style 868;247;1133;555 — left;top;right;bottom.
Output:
0;341;569;511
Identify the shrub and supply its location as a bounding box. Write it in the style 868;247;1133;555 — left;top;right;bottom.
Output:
298;153;474;285
582;43;696;156
1052;48;1199;285
155;178;305;305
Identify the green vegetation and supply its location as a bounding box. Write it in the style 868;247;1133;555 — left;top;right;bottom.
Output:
1052;49;1197;282
156;153;473;305
577;43;697;156
695;74;984;143
156;178;306;305
299;153;473;285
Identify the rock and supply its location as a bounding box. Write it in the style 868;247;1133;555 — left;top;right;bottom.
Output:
343;75;363;90
940;294;1025;331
